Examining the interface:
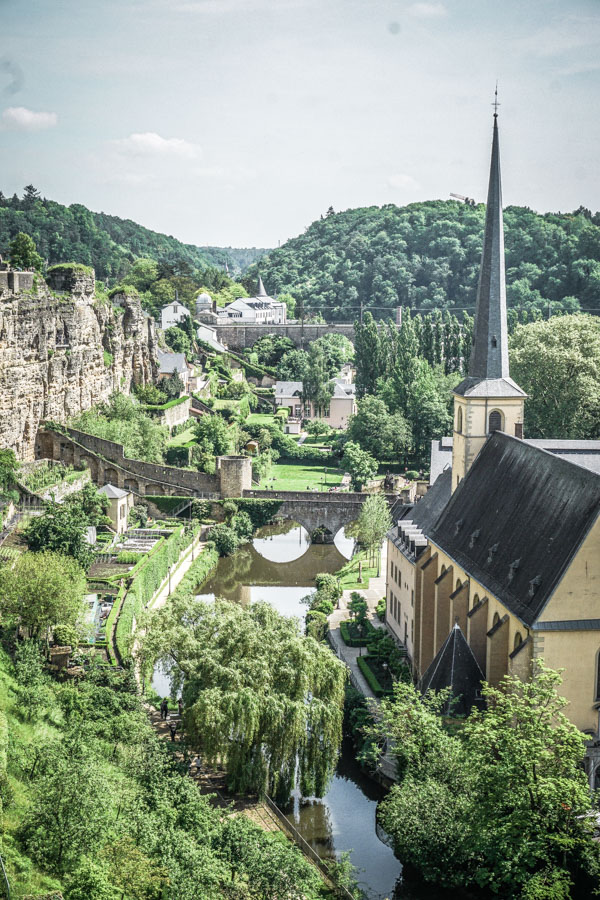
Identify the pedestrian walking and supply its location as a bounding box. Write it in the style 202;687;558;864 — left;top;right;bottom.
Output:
168;720;177;742
160;697;168;720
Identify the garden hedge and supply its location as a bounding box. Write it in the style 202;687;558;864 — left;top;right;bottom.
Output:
115;525;197;662
339;618;378;647
357;656;389;697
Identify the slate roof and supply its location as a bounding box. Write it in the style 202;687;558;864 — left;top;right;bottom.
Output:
453;375;526;398
524;440;600;476
420;624;484;716
99;483;129;499
388;468;452;556
157;350;187;375
275;381;302;397
430;436;453;484
428;431;600;626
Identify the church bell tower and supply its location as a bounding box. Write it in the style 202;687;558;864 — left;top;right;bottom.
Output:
451;97;526;491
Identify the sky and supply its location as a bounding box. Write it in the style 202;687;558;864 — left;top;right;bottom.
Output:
1;0;599;249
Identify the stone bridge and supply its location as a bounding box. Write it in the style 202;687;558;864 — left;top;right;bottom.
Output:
243;489;397;540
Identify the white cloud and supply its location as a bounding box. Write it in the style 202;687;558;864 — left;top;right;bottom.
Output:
110;131;199;159
406;2;447;18
2;106;58;131
388;173;420;190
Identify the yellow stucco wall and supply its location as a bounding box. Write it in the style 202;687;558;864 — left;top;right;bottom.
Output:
451;394;525;489
386;537;416;659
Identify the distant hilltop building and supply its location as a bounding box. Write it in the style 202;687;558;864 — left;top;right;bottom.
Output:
161;298;190;331
385;105;600;791
220;277;287;325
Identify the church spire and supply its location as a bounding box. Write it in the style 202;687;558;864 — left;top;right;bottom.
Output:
468;104;509;380
450;97;526;491
257;275;267;297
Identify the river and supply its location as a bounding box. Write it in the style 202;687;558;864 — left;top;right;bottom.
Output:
152;522;439;900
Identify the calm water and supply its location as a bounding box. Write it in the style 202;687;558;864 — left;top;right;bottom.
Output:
153;522;409;898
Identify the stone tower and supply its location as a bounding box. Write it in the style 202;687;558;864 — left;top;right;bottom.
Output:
451;105;526;491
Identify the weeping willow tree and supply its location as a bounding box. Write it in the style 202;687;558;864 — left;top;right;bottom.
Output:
140;596;347;801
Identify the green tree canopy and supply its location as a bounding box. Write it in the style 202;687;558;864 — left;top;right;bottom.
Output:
25;500;95;568
8;231;43;271
354;494;392;568
0;551;86;639
510;314;600;439
346;396;412;460
194;413;232;457
370;665;600;896
341;441;378;491
140;598;347;801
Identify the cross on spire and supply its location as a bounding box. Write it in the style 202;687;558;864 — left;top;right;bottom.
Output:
492;82;500;117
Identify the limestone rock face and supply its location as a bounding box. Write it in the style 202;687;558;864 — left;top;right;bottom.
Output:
0;272;157;460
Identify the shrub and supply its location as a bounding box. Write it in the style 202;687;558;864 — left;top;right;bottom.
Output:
116;550;145;565
306;610;328;641
209;524;239;557
405;470;420;481
339;618;378;647
232;511;253;541
309;594;334;617
314;572;341;603
357;656;387;697
376;597;386;620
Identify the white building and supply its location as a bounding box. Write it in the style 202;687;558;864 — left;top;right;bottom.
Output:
98;483;134;534
161;299;190;331
220;277;286;325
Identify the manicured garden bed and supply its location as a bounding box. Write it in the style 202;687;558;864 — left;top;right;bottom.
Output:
339;618;378;647
357;656;393;697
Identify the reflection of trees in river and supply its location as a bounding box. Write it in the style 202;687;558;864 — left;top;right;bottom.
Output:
287;798;336;857
261;519;305;538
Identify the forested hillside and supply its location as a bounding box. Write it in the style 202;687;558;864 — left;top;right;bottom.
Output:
0;186;267;280
247;201;600;320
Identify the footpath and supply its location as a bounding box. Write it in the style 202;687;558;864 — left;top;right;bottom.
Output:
327;544;397;782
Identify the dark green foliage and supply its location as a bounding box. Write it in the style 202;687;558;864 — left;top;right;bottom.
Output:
250;334;295;367
0;448;19;491
222;497;282;528
339;619;378;647
341;441;377;490
346;395;411;460
209;524;240;557
0;189;266;280
25;500;94;568
247;200;598;318
314;572;342;603
71;393;167;464
8;231;43;271
357;656;388;697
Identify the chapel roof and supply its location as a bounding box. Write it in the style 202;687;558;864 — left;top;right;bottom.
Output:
427;431;600;626
420;623;485;716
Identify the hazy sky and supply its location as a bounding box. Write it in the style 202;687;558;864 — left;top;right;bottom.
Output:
1;0;599;248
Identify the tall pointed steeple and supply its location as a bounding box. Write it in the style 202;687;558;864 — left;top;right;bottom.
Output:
256;275;267;297
450;97;526;491
469;110;509;380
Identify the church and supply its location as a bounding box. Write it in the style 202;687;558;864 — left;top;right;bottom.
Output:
385;109;600;790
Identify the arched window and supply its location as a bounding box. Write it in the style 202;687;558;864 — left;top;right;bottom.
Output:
492;612;500;627
489;410;503;432
514;632;523;651
456;407;463;434
456;579;462;592
472;592;480;610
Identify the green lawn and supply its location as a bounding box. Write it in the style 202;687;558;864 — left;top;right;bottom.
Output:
337;551;379;590
246;413;278;427
167;427;196;447
258;461;343;492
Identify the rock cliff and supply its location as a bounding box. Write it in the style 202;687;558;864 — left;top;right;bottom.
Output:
0;267;157;460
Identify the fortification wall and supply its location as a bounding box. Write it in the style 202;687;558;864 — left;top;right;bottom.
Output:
215;322;356;351
0;270;157;460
